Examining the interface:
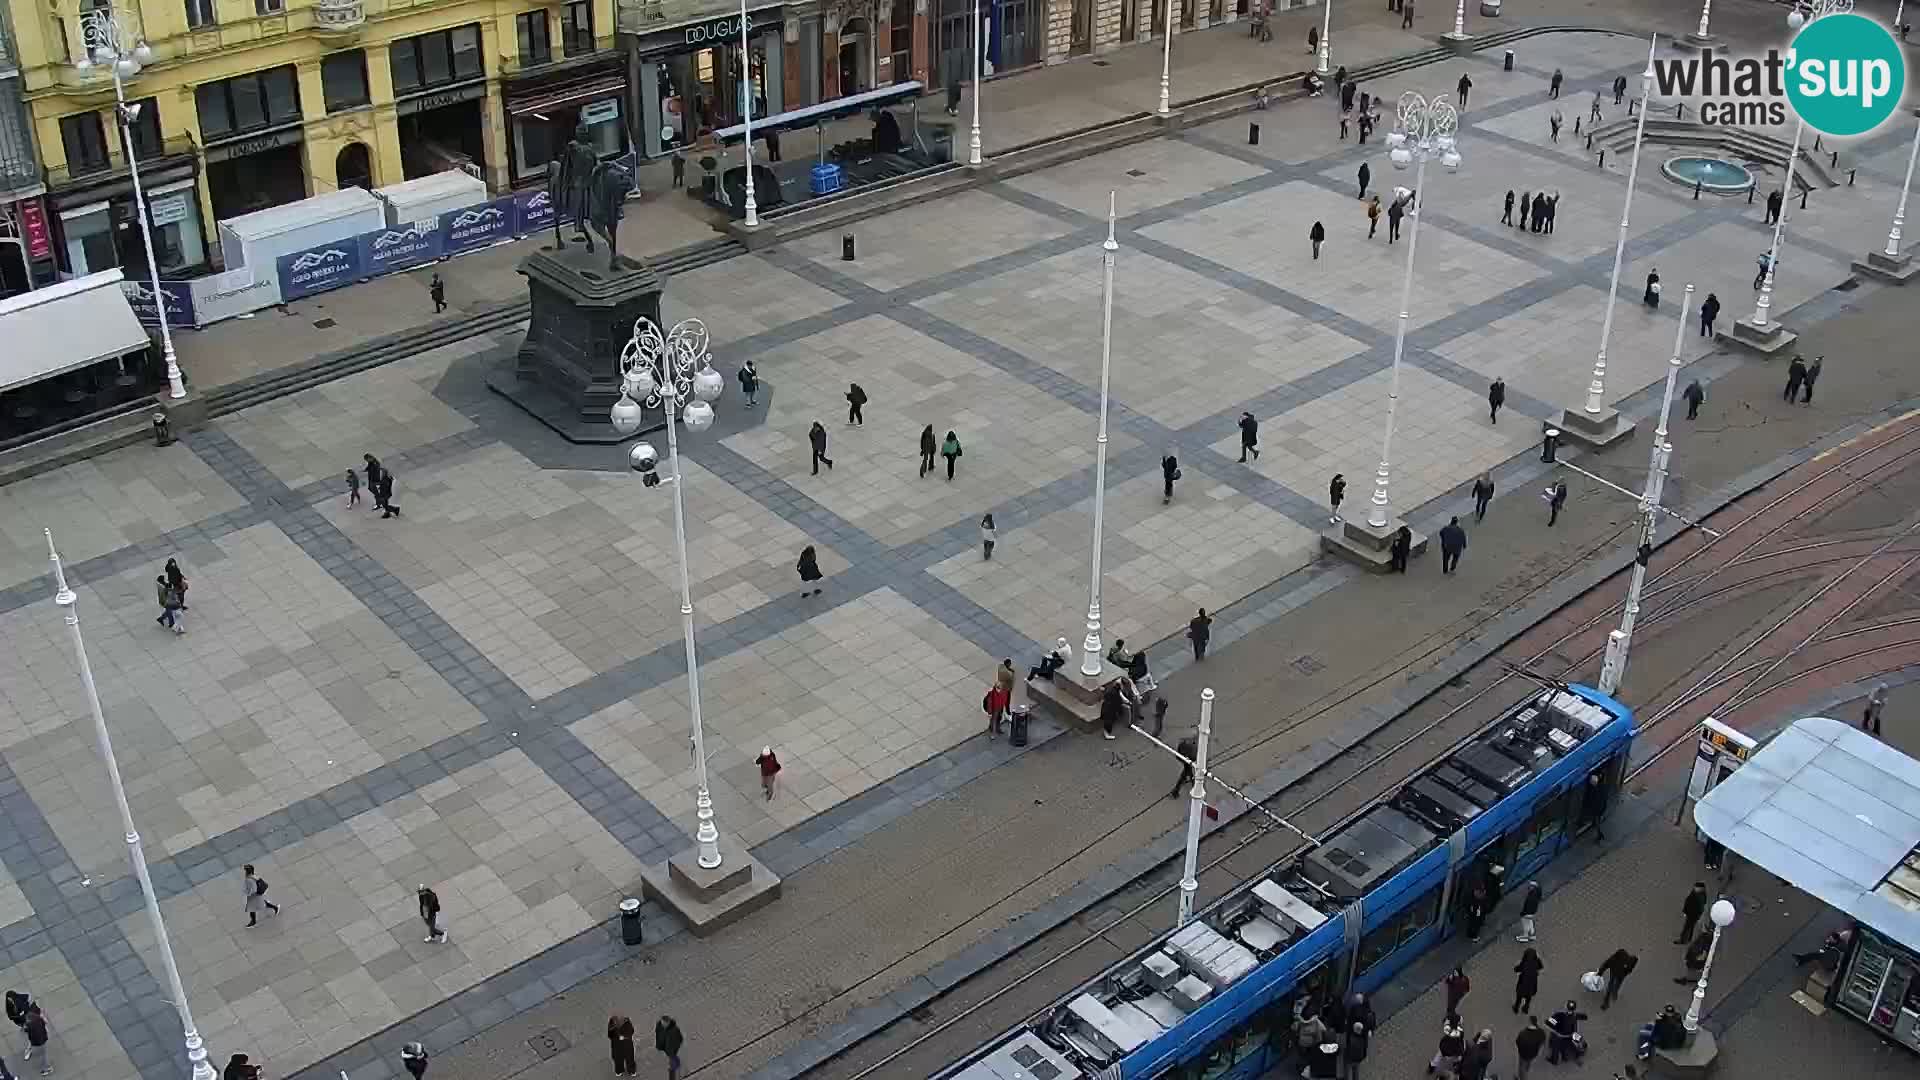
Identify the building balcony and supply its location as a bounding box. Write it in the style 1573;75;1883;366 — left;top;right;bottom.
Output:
312;0;366;39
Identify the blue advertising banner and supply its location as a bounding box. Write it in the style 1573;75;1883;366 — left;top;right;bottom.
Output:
359;219;444;275
276;241;364;301
120;279;197;328
439;197;516;256
513;188;557;236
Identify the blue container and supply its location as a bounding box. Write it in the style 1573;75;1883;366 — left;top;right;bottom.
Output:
810;163;844;196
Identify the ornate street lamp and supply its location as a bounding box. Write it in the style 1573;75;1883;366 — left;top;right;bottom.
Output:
609;317;729;869
1684;898;1737;1032
1082;193;1118;678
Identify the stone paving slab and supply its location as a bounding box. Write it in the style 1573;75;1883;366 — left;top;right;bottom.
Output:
658;257;851;347
1003;136;1271;220
784;190;1077;292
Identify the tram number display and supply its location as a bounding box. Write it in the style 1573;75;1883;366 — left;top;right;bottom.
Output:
1699;728;1753;762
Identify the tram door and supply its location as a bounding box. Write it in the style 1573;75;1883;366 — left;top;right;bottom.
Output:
1451;841;1511;938
1571;755;1625;840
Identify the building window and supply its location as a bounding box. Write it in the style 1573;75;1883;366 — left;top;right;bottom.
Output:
124;97;163;158
321;50;370;111
256;0;284;13
59;112;110;175
390;24;483;94
891;0;912;55
195;65;302;140
516;12;551;67
184;0;216;29
561;1;594;54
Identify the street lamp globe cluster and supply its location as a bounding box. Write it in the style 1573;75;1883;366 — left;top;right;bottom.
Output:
609;316;730;870
1368;92;1460;530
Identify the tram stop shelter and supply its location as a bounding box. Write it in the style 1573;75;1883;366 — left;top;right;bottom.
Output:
1694;716;1920;1051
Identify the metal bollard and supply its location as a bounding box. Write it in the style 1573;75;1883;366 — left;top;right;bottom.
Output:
1249;122;1261;145
1541;428;1561;464
151;411;174;447
841;233;856;261
1748;186;1755;204
1831;150;1839;168
1850;168;1857;186
1815;134;1823;152
1505;49;1515;71
1694;179;1702;200
1586;132;1593;150
620;897;643;944
1676;102;1685;119
1801;187;1809;210
1598;149;1606;169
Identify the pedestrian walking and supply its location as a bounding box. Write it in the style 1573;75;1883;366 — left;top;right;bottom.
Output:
1597;948;1638;1010
1460;1030;1494;1080
1428;1012;1465;1076
155;575;184;634
1342;1021;1369;1080
1513;947;1544;1013
809;421;834;474
1488;377;1506;424
1457;72;1472;107
1502;190;1515;225
346;468;362;507
1238;411;1260;461
1387;197;1404;243
990;658;1017;737
1341;79;1356;114
1473;472;1495;522
1308;24;1319;54
1358;111;1373;144
377;471;401;518
1439;516;1467;575
22;1004;46;1075
417;884;447;942
1367;195;1381;239
1684;379;1705;420
1161;451;1180;504
1357;162;1371;199
946;71;962;115
1613;74;1628;104
738;360;759;407
1402;0;1414;28
1546;479;1568;527
1532;192;1548;233
1643;268;1661;310
225;1053;260;1080
1766;188;1783;226
1463;879;1489;940
1676;882;1708;944
755;746;781;800
845;382;867;425
1784;355;1807;402
654;1016;684;1080
1329;473;1347;524
242;864;280;926
1545;1002;1585;1063
1864;683;1887;735
1515;1017;1545;1080
1801;355;1822;404
1310;220;1326;259
796;544;824;597
1443;966;1471;1015
1516;190;1530;230
670;148;687;188
401;1043;429;1079
1754;251;1775;290
1544;193;1558;234
1549;68;1563;98
980;513;996;560
1699;291;1720;337
1339;112;1350;140
429;273;446;314
5;992;29;1053
918;425;937;477
1516;880;1542;942
1549;110;1562;142
1187;608;1212;661
363;453;384;509
1590;90;1603;122
941;430;963;481
1676;926;1714;982
606;1015;637;1076
1390;526;1412;573
1169;729;1198;798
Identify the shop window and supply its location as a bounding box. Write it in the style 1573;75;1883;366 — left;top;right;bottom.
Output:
123;97;163;159
184;0;216;29
59;112;110;175
322;51;370;112
516;12;552;67
392;24;484;94
562;1;594;54
195;66;301;140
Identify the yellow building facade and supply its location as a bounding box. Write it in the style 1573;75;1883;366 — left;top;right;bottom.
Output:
9;0;619;278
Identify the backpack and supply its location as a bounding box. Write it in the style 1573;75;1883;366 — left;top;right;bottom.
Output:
254;877;268;896
4;992;26;1027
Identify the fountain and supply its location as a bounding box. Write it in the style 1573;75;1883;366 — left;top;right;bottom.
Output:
1661;156;1756;195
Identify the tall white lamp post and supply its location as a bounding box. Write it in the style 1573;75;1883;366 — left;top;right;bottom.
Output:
609;318;729;869
739;0;759;227
1684;898;1737;1032
1753;0;1852;330
47;532;217;1080
1583;35;1656;417
74;11;185;400
1598;283;1692;697
969;0;985;165
1367;91;1461;530
1176;688;1214;928
1879;107;1920;261
1685;0;1719;46
1317;0;1332;76
1082;193;1118;678
1157;0;1174;116
1445;0;1468;40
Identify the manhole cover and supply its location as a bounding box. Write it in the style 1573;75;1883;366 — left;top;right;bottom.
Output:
1292;655;1325;675
528;1027;571;1059
312;318;336;329
1126;168;1147;177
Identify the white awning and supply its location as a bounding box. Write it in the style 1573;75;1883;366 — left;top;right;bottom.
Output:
0;269;151;394
1695;716;1920;951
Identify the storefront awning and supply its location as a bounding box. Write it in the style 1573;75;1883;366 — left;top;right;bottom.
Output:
713;81;925;142
508;74;628;117
1695;716;1920;951
0;269;151;393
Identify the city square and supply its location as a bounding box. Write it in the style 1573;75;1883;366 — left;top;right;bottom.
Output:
3;11;1920;1080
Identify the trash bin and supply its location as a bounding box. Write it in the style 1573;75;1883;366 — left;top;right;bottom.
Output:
619;897;643;945
1008;705;1031;748
1503;49;1515;71
152;411;174;447
842;233;856;261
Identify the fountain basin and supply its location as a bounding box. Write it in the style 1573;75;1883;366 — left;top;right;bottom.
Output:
1661;155;1756;195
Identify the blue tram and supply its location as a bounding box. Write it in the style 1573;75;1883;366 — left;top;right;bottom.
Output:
941;685;1635;1080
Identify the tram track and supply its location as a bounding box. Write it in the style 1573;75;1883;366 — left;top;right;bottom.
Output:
784;420;1920;1080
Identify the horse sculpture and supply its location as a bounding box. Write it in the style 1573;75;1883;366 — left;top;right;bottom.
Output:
545;123;631;272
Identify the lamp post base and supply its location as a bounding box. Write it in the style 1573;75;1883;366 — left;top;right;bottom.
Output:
1718;316;1800;356
1025;662;1122;733
1440;31;1477;50
1652;1027;1722;1078
1853;246;1920;284
1679;31;1721;50
640;837;782;937
1551;405;1637;451
1320;516;1428;574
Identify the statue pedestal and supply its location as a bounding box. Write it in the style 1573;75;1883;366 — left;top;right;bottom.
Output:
486;246;665;443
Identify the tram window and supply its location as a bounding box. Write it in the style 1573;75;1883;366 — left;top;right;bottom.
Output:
1521;790;1570;856
1398;885;1442;948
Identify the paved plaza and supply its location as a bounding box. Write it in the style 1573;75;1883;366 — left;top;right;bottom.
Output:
2;26;1918;1080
